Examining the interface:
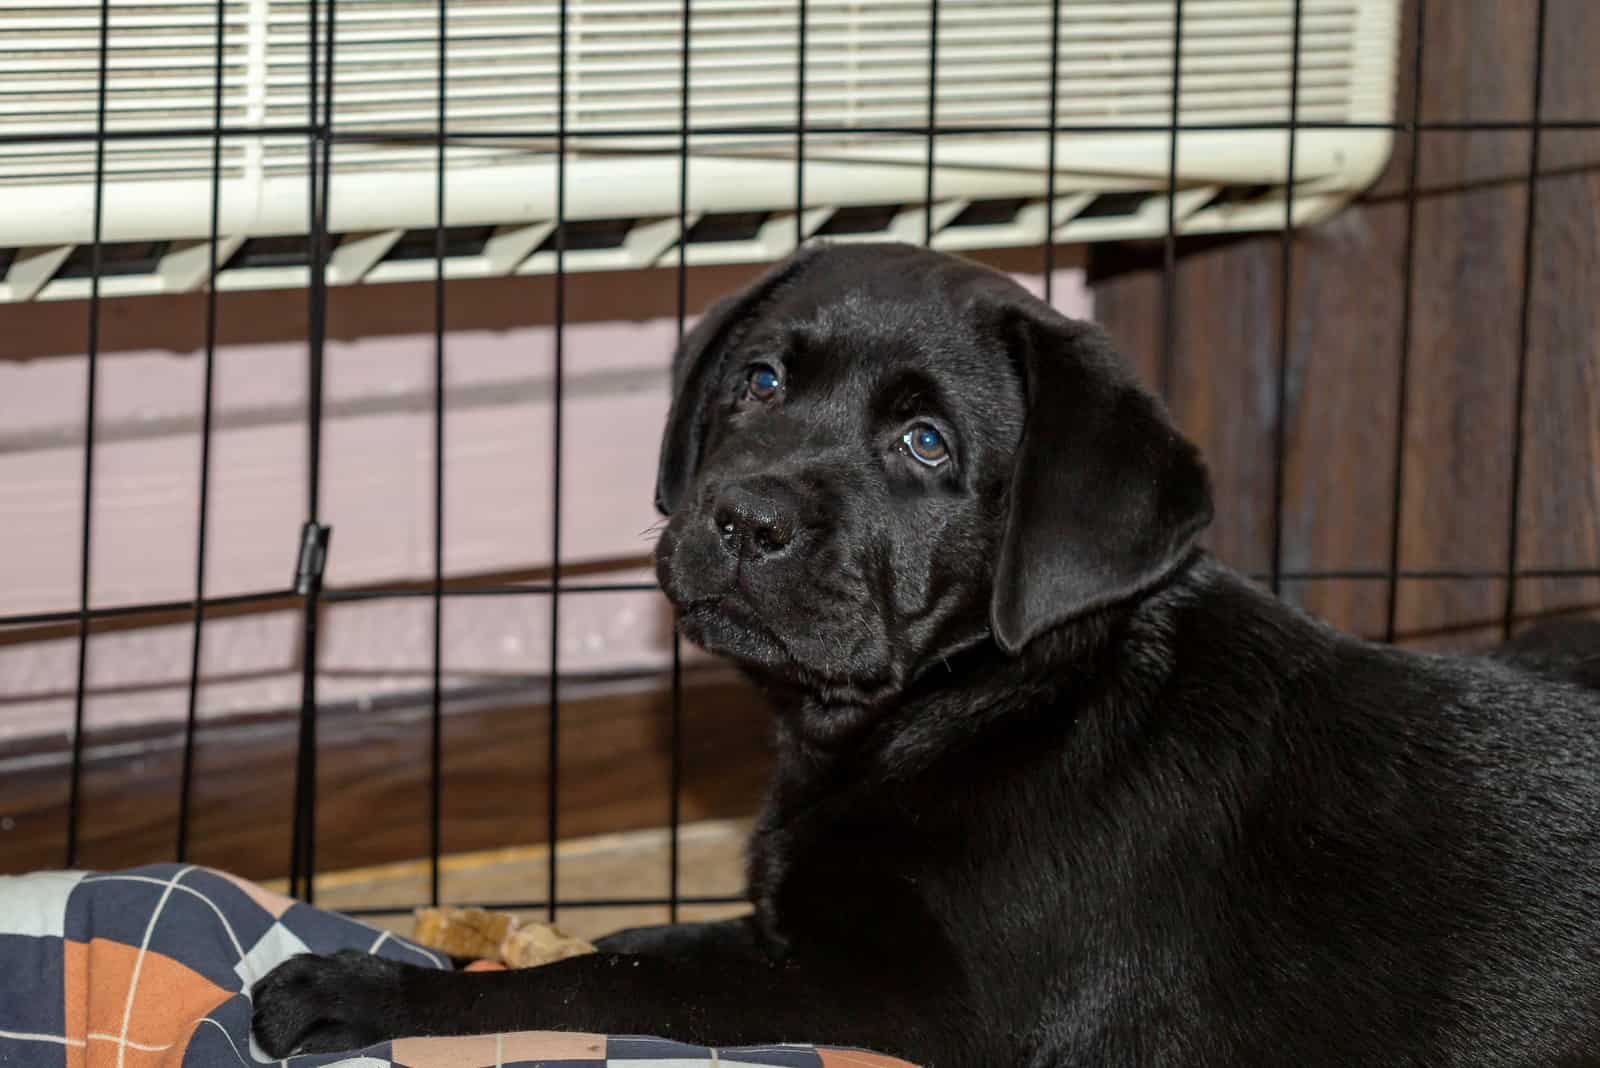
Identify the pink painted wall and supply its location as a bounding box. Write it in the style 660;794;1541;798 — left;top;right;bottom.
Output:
0;267;1091;743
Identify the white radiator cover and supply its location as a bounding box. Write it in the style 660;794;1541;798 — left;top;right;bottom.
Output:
1;0;1401;302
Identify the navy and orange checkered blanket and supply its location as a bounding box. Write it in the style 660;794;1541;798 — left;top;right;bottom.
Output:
0;864;915;1068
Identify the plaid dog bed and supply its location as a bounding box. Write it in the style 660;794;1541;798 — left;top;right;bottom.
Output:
0;864;915;1068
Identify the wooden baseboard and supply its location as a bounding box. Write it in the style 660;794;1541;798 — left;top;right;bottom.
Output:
1;671;774;882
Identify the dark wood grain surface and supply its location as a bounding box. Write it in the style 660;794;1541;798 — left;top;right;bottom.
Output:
1092;0;1600;648
1;672;774;882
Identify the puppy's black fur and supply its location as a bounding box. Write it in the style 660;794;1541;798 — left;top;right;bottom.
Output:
254;244;1600;1066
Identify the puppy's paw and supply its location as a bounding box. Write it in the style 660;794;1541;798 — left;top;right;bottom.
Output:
250;949;409;1057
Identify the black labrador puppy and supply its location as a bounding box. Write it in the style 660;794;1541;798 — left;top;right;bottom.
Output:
254;243;1600;1066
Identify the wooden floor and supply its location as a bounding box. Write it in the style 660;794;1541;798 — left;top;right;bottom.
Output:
2;671;774;882
280;818;754;945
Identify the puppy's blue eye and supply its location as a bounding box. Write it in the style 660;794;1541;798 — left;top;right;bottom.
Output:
903;424;949;467
747;363;781;401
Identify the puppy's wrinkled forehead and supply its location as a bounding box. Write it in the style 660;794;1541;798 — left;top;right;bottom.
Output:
742;272;1024;426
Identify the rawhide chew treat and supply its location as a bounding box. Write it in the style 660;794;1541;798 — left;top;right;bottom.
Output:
412;905;596;967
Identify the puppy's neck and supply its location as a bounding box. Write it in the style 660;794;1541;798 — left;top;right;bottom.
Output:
773;557;1208;779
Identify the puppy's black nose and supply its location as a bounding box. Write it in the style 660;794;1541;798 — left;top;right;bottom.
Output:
712;479;799;560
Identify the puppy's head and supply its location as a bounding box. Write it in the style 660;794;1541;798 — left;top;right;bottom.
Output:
654;243;1211;709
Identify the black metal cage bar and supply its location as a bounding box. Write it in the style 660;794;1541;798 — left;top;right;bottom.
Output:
1504;0;1551;642
1159;0;1184;405
63;0;113;870
285;0;338;905
1267;0;1304;599
429;0;450;909
1383;0;1427;646
173;0;230;865
669;0;695;926
11;119;1600;156
546;0;571;924
9;0;1596;919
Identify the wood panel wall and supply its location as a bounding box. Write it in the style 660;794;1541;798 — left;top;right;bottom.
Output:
1092;0;1600;650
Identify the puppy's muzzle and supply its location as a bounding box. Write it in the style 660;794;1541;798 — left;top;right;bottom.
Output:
711;476;803;563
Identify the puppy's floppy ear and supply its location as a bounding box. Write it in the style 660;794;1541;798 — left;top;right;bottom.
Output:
989;299;1213;652
653;249;819;516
